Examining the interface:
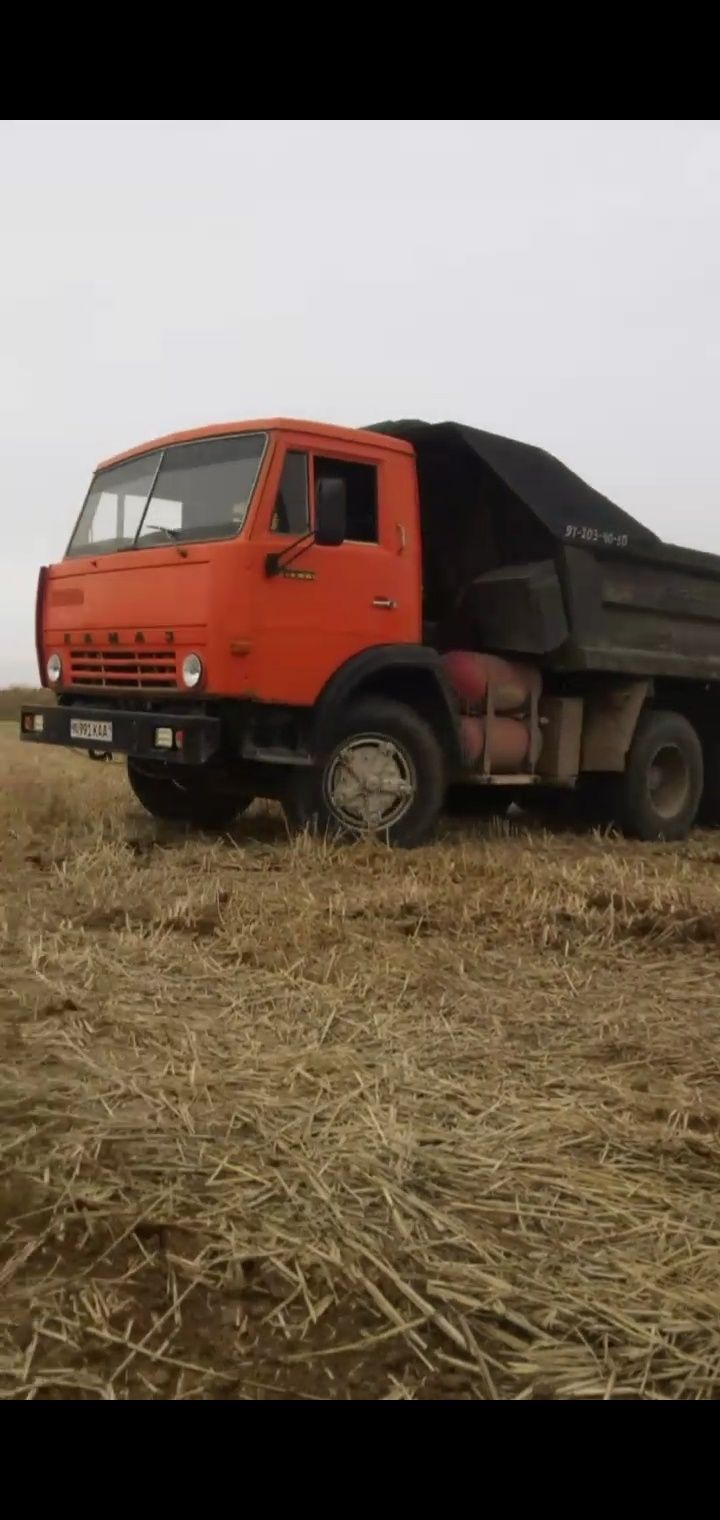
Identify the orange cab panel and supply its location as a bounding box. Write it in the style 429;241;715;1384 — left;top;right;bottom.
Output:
38;420;423;705
241;429;421;706
46;553;212;632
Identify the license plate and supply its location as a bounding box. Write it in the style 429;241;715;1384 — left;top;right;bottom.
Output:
69;718;113;744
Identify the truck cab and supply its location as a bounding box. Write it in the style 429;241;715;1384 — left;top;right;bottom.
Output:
24;420;465;844
42;419;423;708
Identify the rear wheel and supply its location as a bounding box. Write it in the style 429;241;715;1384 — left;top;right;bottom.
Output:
591;710;703;842
127;761;252;830
698;736;720;825
284;697;446;848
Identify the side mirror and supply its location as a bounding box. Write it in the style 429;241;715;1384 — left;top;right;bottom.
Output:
315;477;346;546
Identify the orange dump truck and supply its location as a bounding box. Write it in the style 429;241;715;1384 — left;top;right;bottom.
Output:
20;416;720;845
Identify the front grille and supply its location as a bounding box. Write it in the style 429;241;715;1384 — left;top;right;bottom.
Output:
69;647;178;689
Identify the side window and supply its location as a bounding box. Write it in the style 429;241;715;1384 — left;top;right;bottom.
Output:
271;451;309;535
314;456;378;543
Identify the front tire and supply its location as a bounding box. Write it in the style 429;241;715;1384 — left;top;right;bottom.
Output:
127;761;252;831
284;697;446;848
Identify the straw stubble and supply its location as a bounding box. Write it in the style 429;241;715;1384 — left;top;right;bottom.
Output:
1;727;719;1399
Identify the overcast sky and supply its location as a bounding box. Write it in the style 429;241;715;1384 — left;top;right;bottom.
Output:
2;119;720;683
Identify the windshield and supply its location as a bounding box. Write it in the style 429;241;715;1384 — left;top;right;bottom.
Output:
67;433;268;558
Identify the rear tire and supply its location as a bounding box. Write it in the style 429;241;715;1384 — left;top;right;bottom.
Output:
127;761;252;830
596;710;703;842
284;697;446;848
698;735;720;825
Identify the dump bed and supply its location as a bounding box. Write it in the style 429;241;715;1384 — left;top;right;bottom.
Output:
368;419;720;681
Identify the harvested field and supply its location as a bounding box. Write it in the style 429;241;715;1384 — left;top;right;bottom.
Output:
2;724;720;1399
0;688;52;723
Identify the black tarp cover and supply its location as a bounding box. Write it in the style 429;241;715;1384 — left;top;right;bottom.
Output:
366;420;658;549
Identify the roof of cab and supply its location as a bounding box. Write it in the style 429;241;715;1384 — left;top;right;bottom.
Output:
96;417;414;471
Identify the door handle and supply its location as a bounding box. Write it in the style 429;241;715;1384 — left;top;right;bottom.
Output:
372;597;397;609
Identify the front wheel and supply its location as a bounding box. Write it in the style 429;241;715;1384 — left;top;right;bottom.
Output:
127;761;252;830
284;697;446;848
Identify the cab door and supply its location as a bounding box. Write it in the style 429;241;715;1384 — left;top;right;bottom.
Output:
246;433;419;708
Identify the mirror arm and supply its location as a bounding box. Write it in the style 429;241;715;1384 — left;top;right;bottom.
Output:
265;531;315;578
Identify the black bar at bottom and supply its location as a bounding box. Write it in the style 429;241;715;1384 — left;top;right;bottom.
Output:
19;705;221;767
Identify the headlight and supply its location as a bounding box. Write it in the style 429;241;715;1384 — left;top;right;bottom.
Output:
46;653;62;684
182;653;203;689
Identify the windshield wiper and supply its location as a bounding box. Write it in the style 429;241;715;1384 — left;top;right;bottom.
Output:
143;524;181;543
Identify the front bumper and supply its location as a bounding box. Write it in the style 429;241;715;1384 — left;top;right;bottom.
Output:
19;704;221;766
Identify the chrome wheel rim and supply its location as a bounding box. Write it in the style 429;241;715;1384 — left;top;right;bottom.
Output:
325;734;416;832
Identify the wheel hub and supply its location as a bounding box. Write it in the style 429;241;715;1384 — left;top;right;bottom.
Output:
647;743;690;819
326;736;416;831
